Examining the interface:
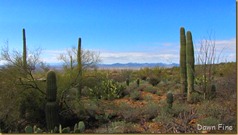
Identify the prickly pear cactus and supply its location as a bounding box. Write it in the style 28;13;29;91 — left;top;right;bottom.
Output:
24;125;33;133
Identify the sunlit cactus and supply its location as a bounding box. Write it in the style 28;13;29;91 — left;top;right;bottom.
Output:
22;28;27;71
186;31;195;102
180;27;187;96
77;37;82;97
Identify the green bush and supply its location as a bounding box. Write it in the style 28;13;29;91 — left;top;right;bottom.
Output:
143;102;160;120
190;92;203;103
117;102;142;123
144;85;157;94
129;90;141;101
148;76;160;86
153;106;173;124
197;101;226;119
19;90;46;124
198;116;221;127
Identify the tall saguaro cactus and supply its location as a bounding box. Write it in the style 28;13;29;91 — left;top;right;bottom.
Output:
45;70;59;131
186;31;195;102
77;38;82;98
180;27;187;96
22;28;27;70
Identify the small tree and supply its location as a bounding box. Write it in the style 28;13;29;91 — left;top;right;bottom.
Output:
195;32;224;100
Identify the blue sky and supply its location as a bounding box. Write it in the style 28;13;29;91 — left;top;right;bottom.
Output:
0;0;236;64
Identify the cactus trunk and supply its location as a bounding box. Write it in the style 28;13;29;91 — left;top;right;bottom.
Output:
45;102;59;131
77;38;82;98
23;28;27;70
45;71;59;131
186;31;195;102
180;27;187;96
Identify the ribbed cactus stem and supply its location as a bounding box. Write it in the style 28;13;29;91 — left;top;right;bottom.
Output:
77;38;82;97
126;78;130;86
186;31;195;102
180;27;187;96
45;70;59;131
167;92;174;108
136;78;140;87
23;28;27;70
70;55;73;70
46;71;57;101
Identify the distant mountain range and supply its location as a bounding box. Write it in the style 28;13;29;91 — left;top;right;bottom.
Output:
97;62;179;69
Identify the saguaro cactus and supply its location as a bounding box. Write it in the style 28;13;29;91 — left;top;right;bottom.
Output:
77;38;82;98
22;28;27;70
167;92;174;108
180;27;187;96
126;78;130;86
45;70;59;131
186;31;195;102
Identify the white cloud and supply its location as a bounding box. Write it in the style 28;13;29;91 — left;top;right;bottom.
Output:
194;38;236;63
100;51;179;64
23;38;235;65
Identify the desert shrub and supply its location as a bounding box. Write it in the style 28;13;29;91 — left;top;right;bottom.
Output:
153;106;173;124
156;90;162;96
129;90;142;101
19;90;46;125
190;92;203;104
170;102;190;117
148;76;160;86
118;102;142;123
143;102;159;120
197;116;221;127
144;85;157;94
144;94;153;101
122;81;137;96
197;101;226;120
82;71;107;89
107;121;126;133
